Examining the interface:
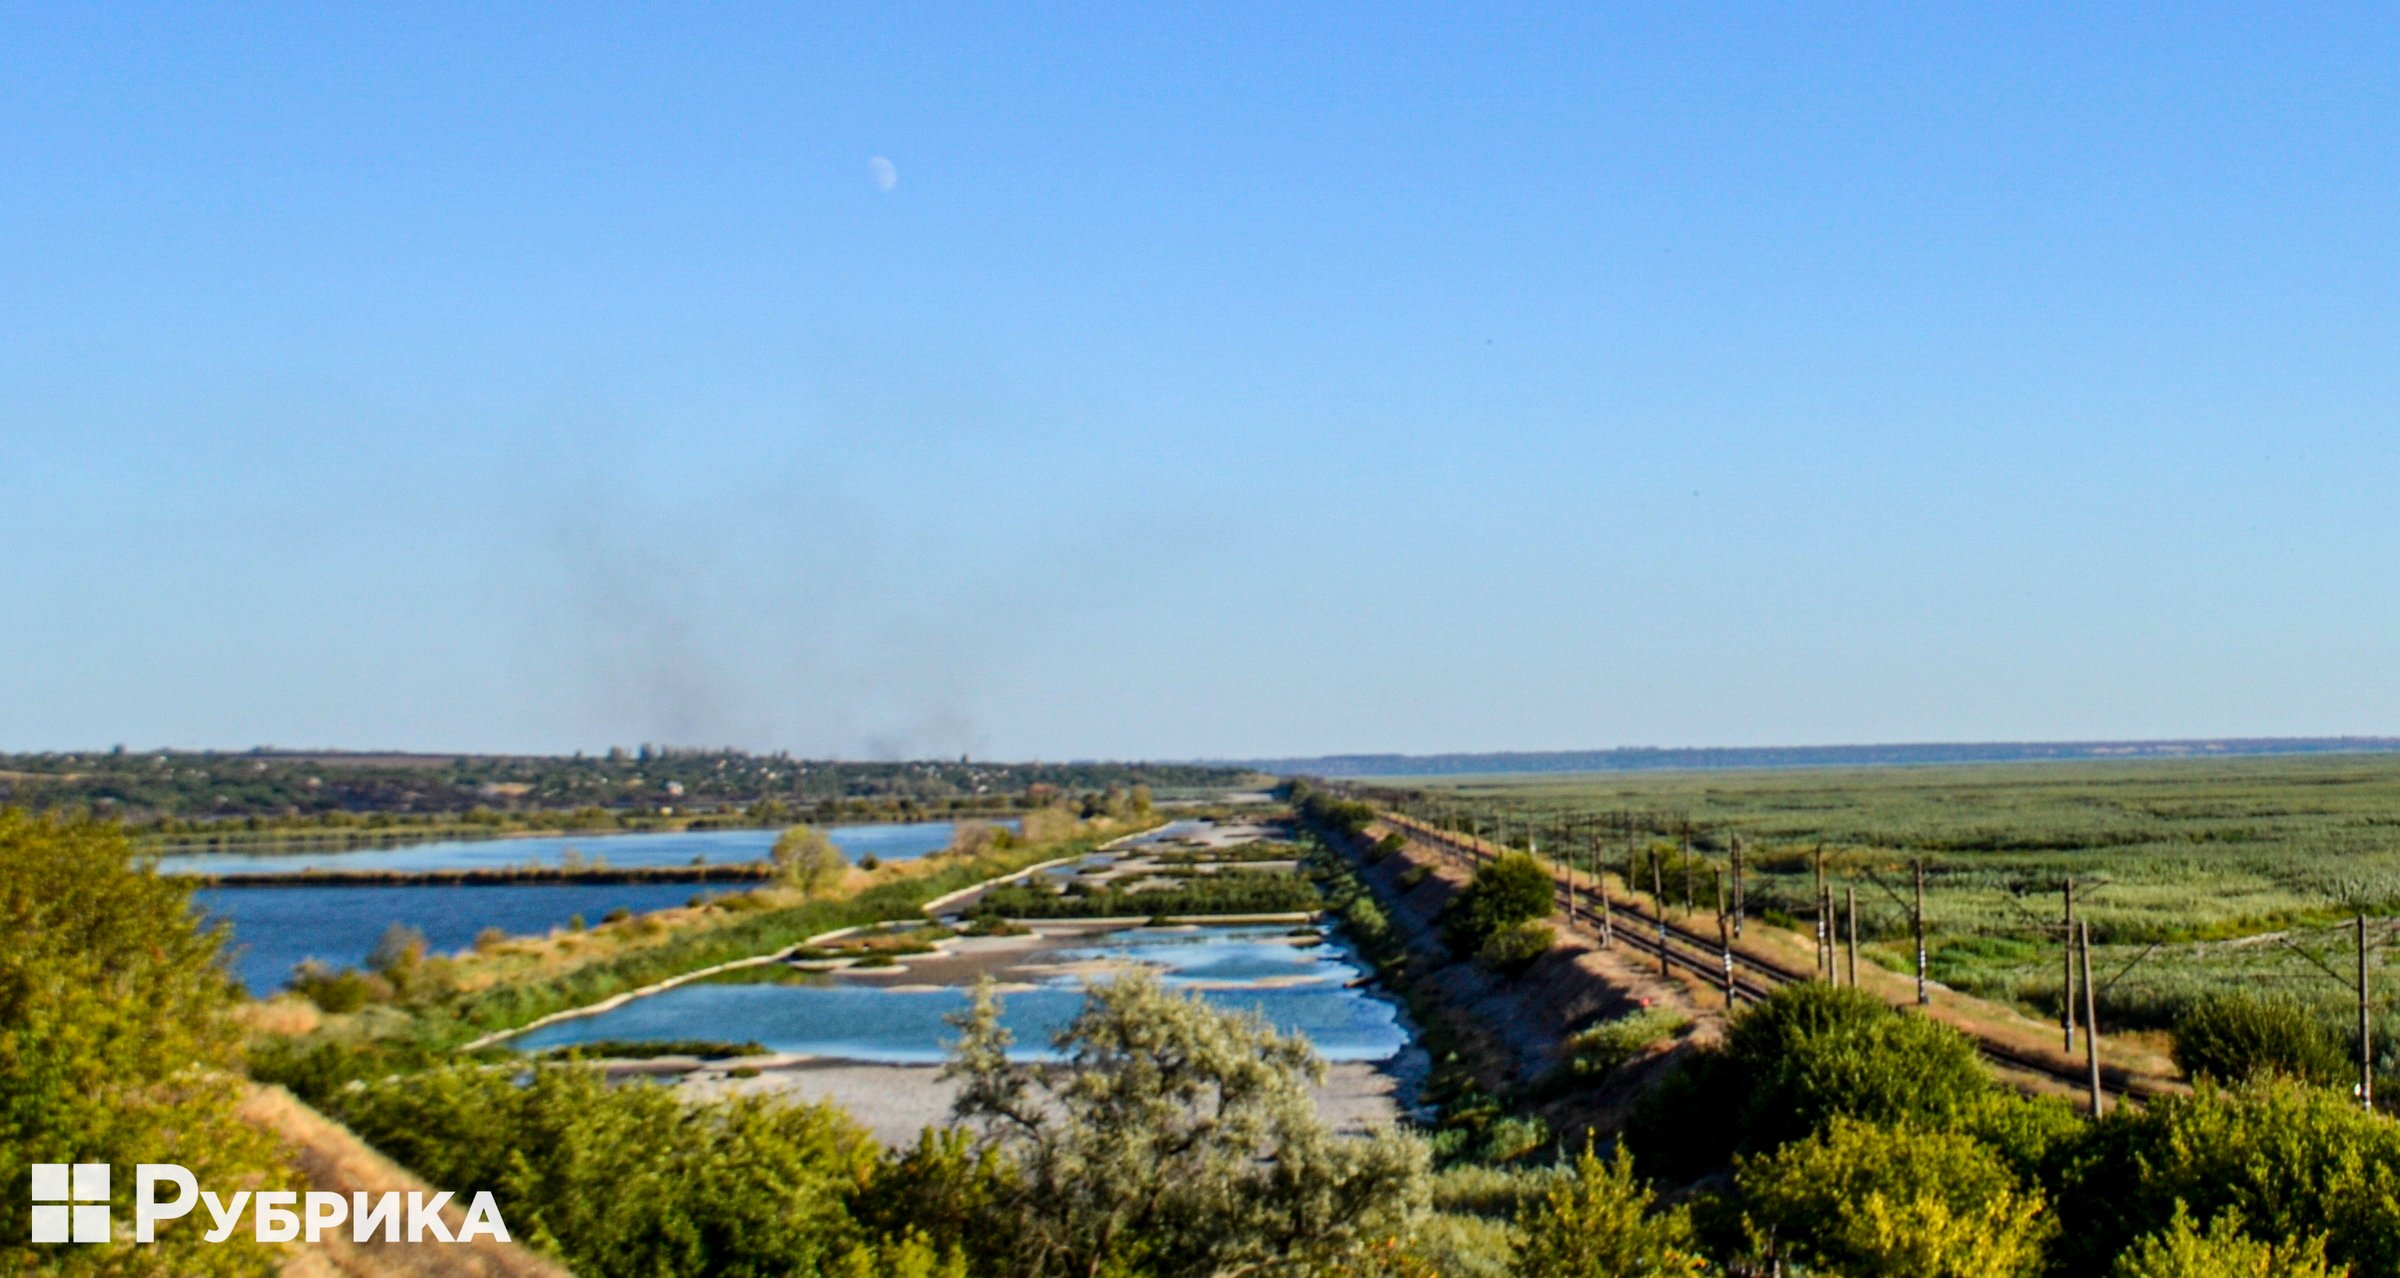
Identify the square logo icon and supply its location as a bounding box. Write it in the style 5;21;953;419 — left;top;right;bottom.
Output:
29;1164;109;1244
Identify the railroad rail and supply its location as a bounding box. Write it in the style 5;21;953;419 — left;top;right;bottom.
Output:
1375;811;2162;1101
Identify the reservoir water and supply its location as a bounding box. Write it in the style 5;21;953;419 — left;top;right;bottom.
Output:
188;820;1005;993
159;819;1005;877
201;881;714;995
511;923;1411;1064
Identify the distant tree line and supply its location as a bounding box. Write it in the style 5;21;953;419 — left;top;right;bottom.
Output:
0;746;1244;836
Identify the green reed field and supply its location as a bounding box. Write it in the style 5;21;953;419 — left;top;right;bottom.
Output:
1386;754;2400;1035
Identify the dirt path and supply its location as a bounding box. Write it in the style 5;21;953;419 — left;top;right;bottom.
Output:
238;1086;569;1278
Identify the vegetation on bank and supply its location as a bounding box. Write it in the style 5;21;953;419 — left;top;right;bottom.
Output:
1378;754;2400;1053
28;800;2400;1274
968;873;1321;920
0;812;288;1276
251;813;1157;1100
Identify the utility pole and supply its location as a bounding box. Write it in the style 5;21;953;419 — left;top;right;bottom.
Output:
1814;879;1833;980
1813;845;1829;981
1597;866;1614;947
1845;886;1859;988
1913;859;1929;1007
1730;833;1746;937
2080;919;2103;1117
1716;870;1735;1008
2063;878;2078;1054
1560;821;1576;926
1651;856;1670;978
2361;914;2375;1113
1681;821;1695;913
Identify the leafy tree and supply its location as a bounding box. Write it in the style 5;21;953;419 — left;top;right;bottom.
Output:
2110;1205;2337;1278
1443;854;1556;954
1733;1117;2051;1277
327;1062;884;1277
0;811;288;1276
365;920;428;974
1625;983;1991;1180
1513;1141;1711;1277
852;1126;1017;1267
947;970;1430;1276
2172;993;2346;1086
773;823;847;895
2050;1076;2400;1275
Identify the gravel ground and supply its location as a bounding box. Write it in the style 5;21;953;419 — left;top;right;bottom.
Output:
652;1056;1415;1146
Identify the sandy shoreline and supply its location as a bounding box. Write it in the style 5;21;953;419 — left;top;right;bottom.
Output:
625;1055;1418;1146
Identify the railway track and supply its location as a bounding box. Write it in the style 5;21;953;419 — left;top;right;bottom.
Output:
1377;812;2157;1100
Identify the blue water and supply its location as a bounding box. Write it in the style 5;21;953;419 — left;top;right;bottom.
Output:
510;925;1409;1063
199;882;719;995
157;819;1011;877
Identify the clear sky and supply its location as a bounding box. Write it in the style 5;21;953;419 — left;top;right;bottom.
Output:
4;5;2396;760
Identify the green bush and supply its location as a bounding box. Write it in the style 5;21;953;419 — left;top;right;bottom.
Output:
1625;983;1991;1180
1365;832;1408;863
287;960;392;1013
1560;1007;1690;1079
1441;853;1555;955
326;1064;883;1277
2173;992;2347;1086
0;812;290;1276
2049;1076;2400;1276
1734;1116;2051;1277
969;872;1318;919
2109;1205;2336;1278
1477;920;1555;972
1515;1142;1709;1278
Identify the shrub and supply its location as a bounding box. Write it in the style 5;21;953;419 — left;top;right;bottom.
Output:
602;906;633;925
947;971;1430;1274
1297;788;1379;838
1441;853;1554;954
0;812;289;1276
969;873;1318;920
288;960;392;1014
2109;1205;2336;1278
1365;832;1408;863
1561;1007;1690;1079
2173;993;2347;1086
365;921;427;974
1476;920;1555;972
326;1064;880;1278
2049;1076;2400;1276
1398;864;1433;890
773;824;846;895
1625;983;1991;1180
1516;1142;1709;1278
1734;1117;2051;1277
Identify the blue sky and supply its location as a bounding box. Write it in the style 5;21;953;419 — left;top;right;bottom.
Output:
4;5;2396;759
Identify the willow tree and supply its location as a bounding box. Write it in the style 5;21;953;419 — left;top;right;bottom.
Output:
946;971;1429;1276
772;824;846;895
